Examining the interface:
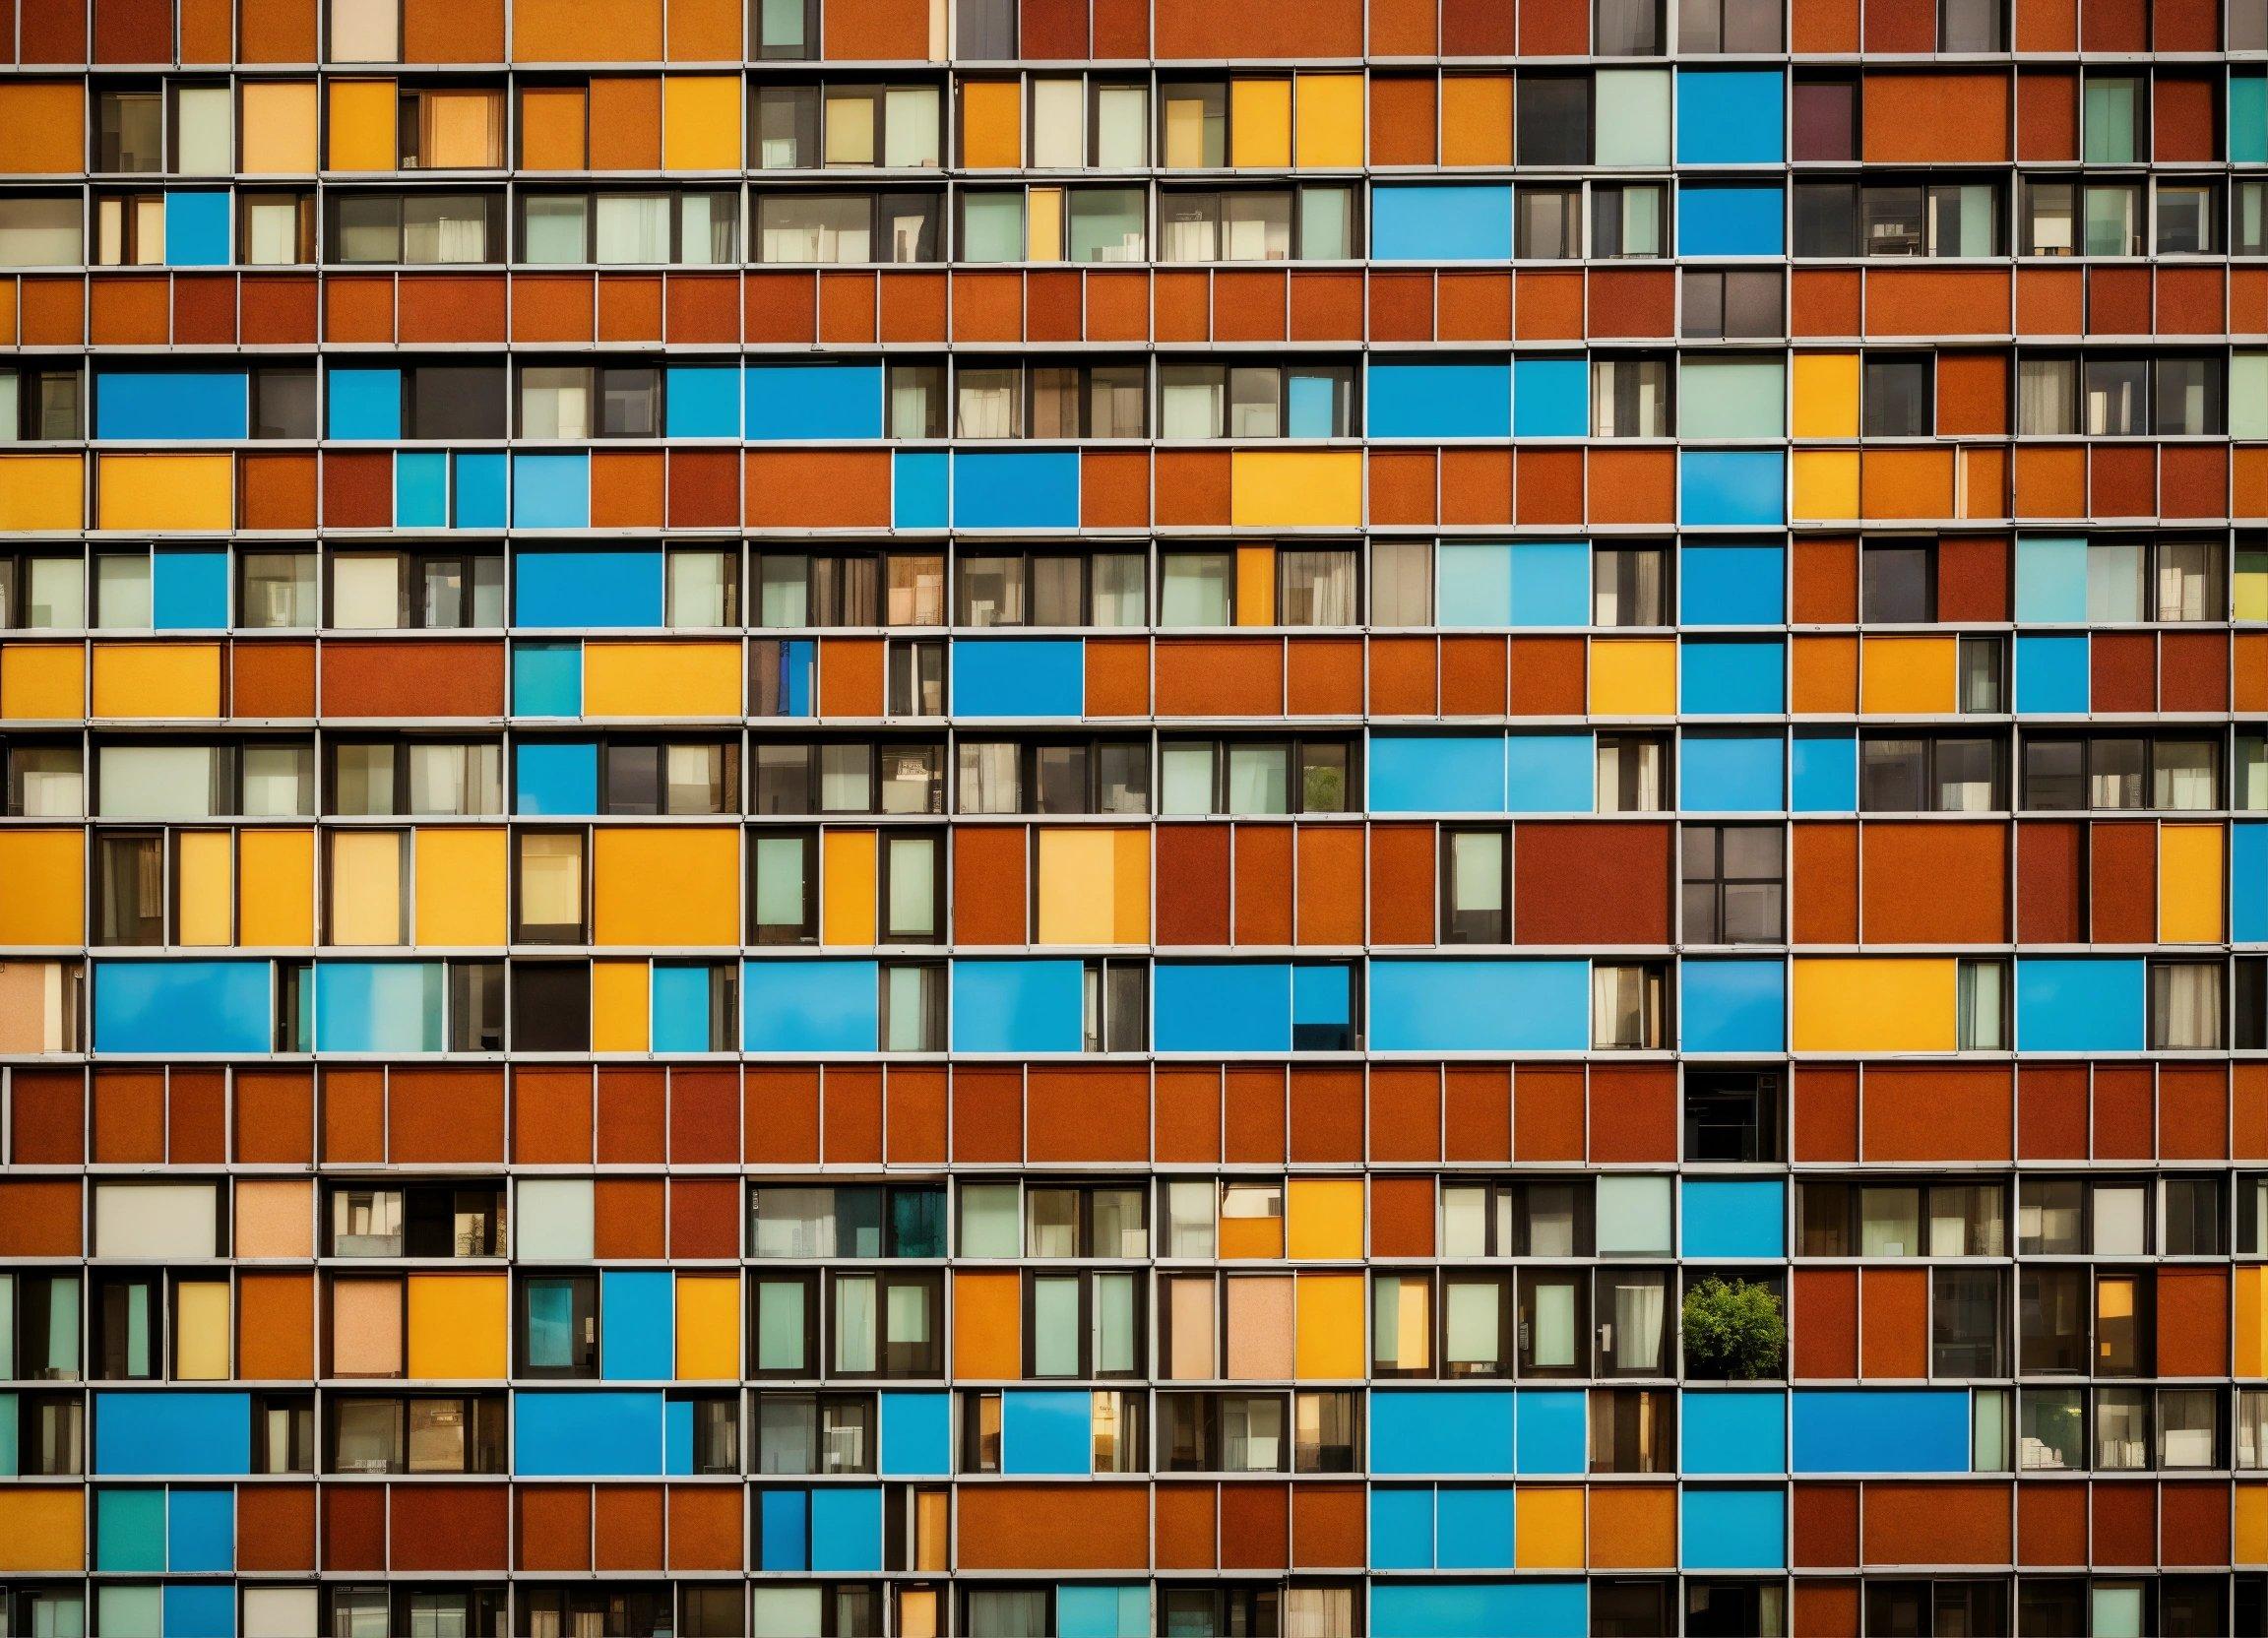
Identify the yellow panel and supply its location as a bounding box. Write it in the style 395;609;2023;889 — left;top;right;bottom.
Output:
822;829;878;946
1230;451;1362;528
1791;449;1860;522
175;830;233;947
961;79;1023;168
1026;186;1062;262
329;829;405;946
2239;1484;2268;1567
675;1272;741;1380
1235;546;1276;626
412;827;506;946
1;645;84;720
1858;634;1958;716
239;829;315;946
91;644;221;719
592;959;651;1051
1589;637;1676;716
2239;565;2268;623
594;826;738;945
1293;75;1363;167
2240;1267;2268;1379
174;1280;231;1379
1111;829;1151;942
582;640;741;718
951;1271;1022;1378
95;454;233;531
0;831;82;944
1792;957;1957;1053
2160;823;2226;944
0;1489;85;1572
241;81;320;173
406;1273;509;1379
1793;352;1861;439
1292;1273;1363;1379
1514;1486;1586;1569
662;75;740;169
1284;1178;1363;1260
1220;1217;1283;1260
0;456;84;531
1229;79;1292;168
326;78;400;171
1037;827;1113;945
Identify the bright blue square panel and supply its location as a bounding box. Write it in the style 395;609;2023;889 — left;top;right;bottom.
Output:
1369;360;1510;440
2016;957;2145;1052
1680;959;1787;1052
1677;182;1787;257
950;639;1084;718
743;960;880;1054
1154;962;1290;1053
1676;69;1786;164
1371;185;1513;261
1681;731;1785;813
1681;1178;1787;1259
2015;634;2089;715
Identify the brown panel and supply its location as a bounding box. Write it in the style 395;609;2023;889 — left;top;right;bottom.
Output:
1862;1066;2012;1164
2093;1063;2154;1162
321;1069;384;1163
320;1484;385;1570
1368;75;1435;166
1441;449;1514;526
745;451;891;530
1513;1066;1584;1163
1294;825;1363;945
320;452;393;530
1862;72;2010;163
2018;1064;2089;1161
2089;1481;2156;1567
821;1066;882;1166
1792;822;1859;944
1081;450;1149;530
1439;635;1507;716
18;279;86;348
1286;637;1362;718
952;827;1027;945
1441;0;1518;52
950;1066;1023;1166
666;448;737;529
1290;1483;1364;1569
1518;0;1588;52
1514;274;1585;344
1289;271;1362;342
1860;0;1934;49
91;276;169;344
2016;1481;2087;1566
1937;535;2009;624
2157;269;2226;341
1794;1063;1858;1164
179;0;232;61
1858;1267;1928;1378
1438;273;1512;342
667;1178;738;1259
1024;269;1079;343
1083;636;1150;716
586;450;662;529
1157;638;1281;717
1588;269;1674;339
398;275;504;343
2153;72;2217;162
237;1271;314;1380
22;0;88;61
2087;268;2154;338
1224;1067;1287;1165
1513;822;1672;946
511;1067;593;1165
592;1484;662;1570
1153;0;1360;56
233;640;316;717
93;1069;164;1164
1367;824;1435;946
1444;1066;1511;1162
2157;1266;2229;1378
1368;272;1433;343
406;0;505;58
10;1070;82;1165
1792;537;1858;624
1864;269;2010;338
1792;1483;1859;1567
665;1485;741;1571
1588;1063;1676;1164
1861;821;2006;943
2016;821;2086;944
1156;825;1231;945
1367;637;1436;717
2161;630;2229;714
240;453;319;531
387;1068;503;1164
745;1068;819;1166
1219;1482;1289;1570
596;1066;666;1164
877;270;948;341
0;1180;80;1256
1507;637;1587;715
2089;820;2156;944
663;273;738;344
2160;1062;2227;1162
1153;451;1231;527
743;271;815;342
2238;1063;2268;1162
237;1485;317;1572
2160;1481;2231;1568
240;275;317;345
820;0;928;53
1212;270;1285;343
1154;1483;1217;1570
1790;269;1861;338
2088;444;2155;519
1515;452;1584;527
1029;1066;1146;1165
1586;449;1676;528
668;1067;738;1165
516;1486;592;1572
1368;1075;1440;1168
1792;1267;1858;1379
235;1069;314;1165
391;1484;508;1571
1859;1481;2011;1566
884;1065;947;1166
593;1178;665;1261
957;1485;1150;1570
2017;66;2078;158
168;1070;224;1164
321;640;502;718
1155;1067;1221;1165
1289;1066;1362;1165
1020;0;1087;55
171;276;234;345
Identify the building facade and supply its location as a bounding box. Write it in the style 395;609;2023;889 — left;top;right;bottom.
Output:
1;0;2268;1632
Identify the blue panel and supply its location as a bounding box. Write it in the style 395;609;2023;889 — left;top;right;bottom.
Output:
94;1394;251;1477
758;1488;809;1570
742;959;880;1053
1511;356;1589;438
515;740;599;815
1680;542;1786;625
1001;1390;1091;1476
511;453;592;529
152;548;229;630
1680;959;1787;1052
1509;541;1592;626
1677;69;1786;163
1681;450;1787;526
1369;733;1505;813
2015;634;2089;715
1368;1487;1434;1569
395;451;448;529
879;1392;951;1477
1506;733;1598;812
1682;1391;1788;1476
453;452;507;530
664;1398;696;1475
165;1584;234;1638
1680;638;1785;715
952;959;1085;1053
951;638;1085;717
1513;1391;1587;1475
1681;1486;1786;1571
0;1395;16;1476
1153;961;1291;1053
96;373;248;441
1292;963;1352;1041
1791;1390;1971;1475
1369;1390;1515;1476
1369;960;1589;1052
95;1488;165;1571
2236;71;2268;164
664;365;740;437
2236;823;2268;944
1368;361;1510;439
1682;1179;1786;1257
513;1390;665;1476
1056;1586;1146;1638
2016;957;2146;1052
1677;181;1787;256
162;191;230;266
1681;731;1784;813
1434;1487;1514;1570
327;368;403;439
2014;536;2089;622
94;962;270;1055
514;547;663;629
650;966;714;1054
1371;184;1514;261
1287;373;1340;437
312;962;444;1053
165;1488;233;1573
1372;1582;1585;1638
599;1271;673;1380
745;362;881;440
512;642;583;717
809;1486;883;1572
894;451;950;528
954;451;1080;529
1791;728;1857;812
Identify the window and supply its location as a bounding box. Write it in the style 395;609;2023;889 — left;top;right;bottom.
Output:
0;368;81;443
1157;738;1354;815
755;190;941;263
518;1274;597;1377
1799;1179;2006;1257
93;191;165;265
1516;184;1582;259
399;87;504;169
513;832;587;942
956;551;1149;628
1859;734;2004;812
958;0;1016;56
950;361;1149;438
2157;180;2220;254
97;90;163;172
1597;733;1669;812
1932;1267;2007;1376
960;185;1145;263
1596;0;1665;53
1082;960;1147;1052
753;741;946;815
1796;178;2001;257
956;740;1149;815
1596;543;1670;624
1683;1068;1783;1163
757;551;946;628
1861;540;1935;623
1592;358;1672;437
328;1183;501;1257
330;548;504;629
1157;363;1355;439
1680;0;1782;48
1590;1387;1675;1473
1938;0;2006;50
1681;824;1783;944
2151;961;2223;1049
0;196;85;267
519;192;738;265
2017;355;2077;432
1862;354;1932;437
2083;73;2146;162
241;192;316;263
1160;188;1357;262
1682;268;1783;339
1792;75;1858;162
1958;958;2008;1049
2020;735;2219;810
1517;75;1592;166
1441;828;1510;944
1371;541;1433;626
753;1392;875;1475
332;193;502;264
880;961;945;1051
1592;963;1668;1048
756;0;818;58
829;1270;941;1375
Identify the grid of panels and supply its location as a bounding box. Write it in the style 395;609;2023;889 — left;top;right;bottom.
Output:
6;0;2268;1634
